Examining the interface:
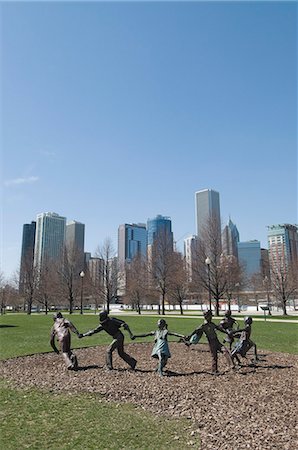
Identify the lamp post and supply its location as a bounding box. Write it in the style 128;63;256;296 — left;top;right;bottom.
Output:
205;257;212;311
80;271;85;315
263;276;271;315
235;282;240;313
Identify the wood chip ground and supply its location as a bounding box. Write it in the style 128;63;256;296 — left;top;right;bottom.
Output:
0;343;297;450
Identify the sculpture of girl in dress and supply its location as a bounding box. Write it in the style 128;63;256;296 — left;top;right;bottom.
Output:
131;319;184;376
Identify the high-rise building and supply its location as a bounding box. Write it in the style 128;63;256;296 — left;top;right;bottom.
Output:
222;218;240;258
238;240;261;279
19;221;36;293
66;220;85;271
118;223;147;268
267;224;298;268
88;256;104;288
147;215;174;247
34;212;66;271
147;215;174;262
195;189;221;238
184;235;198;282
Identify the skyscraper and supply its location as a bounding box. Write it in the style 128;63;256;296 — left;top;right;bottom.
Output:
147;215;174;262
147;215;174;247
267;224;298;268
19;221;36;293
184;235;199;282
34;212;66;271
238;240;261;279
195;189;221;238
221;218;240;258
66;220;85;271
118;223;147;268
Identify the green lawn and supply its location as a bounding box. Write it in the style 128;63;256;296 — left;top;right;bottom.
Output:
0;313;297;450
0;380;197;450
0;313;297;359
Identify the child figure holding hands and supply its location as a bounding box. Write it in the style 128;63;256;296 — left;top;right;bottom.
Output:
131;319;184;376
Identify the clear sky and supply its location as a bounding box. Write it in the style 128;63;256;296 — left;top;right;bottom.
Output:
1;1;297;280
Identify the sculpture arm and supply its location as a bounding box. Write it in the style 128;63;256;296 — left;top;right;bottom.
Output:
68;321;81;336
82;325;103;337
132;331;155;339
168;331;185;338
50;328;59;353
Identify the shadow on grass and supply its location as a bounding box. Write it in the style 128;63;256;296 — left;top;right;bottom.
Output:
0;325;18;328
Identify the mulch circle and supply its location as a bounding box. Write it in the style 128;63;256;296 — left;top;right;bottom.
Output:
1;342;297;450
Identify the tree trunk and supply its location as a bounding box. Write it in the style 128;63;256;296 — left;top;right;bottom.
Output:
282;299;288;316
214;298;220;316
161;292;165;315
179;300;183;315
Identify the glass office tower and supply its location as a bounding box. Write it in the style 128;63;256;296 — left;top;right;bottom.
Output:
238;240;261;278
34;212;66;271
66;220;85;271
147;215;173;248
118;223;147;267
19;221;36;293
267;224;298;268
195;189;221;238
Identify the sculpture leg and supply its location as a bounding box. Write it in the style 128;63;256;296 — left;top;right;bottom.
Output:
106;339;118;370
209;342;218;373
222;346;234;368
61;335;74;369
116;333;137;369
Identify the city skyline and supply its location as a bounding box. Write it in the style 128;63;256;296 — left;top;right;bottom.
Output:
1;2;297;279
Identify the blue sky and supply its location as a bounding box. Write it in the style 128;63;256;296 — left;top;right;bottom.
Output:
1;1;297;279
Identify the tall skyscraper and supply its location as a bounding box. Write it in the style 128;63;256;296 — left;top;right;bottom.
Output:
195;189;221;238
184;235;199;282
267;224;298;268
34;212;66;271
118;223;147;268
221;218;240;258
19;221;36;293
147;215;174;247
238;240;261;279
66;220;85;271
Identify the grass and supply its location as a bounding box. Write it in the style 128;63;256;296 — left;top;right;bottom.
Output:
0;313;297;359
0;313;297;449
0;380;197;450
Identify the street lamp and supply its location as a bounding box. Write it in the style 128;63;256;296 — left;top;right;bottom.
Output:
263;276;271;315
235;282;240;313
80;271;85;315
205;257;212;311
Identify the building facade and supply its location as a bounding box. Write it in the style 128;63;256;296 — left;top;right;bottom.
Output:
66;220;85;272
267;224;298;268
34;212;66;271
118;223;147;268
184;235;199;282
19;221;36;293
147;215;173;247
238;240;261;280
221;218;240;258
195;189;221;238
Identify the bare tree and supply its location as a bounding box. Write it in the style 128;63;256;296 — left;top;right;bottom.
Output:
149;228;175;315
221;255;245;310
249;273;264;312
192;217;225;316
58;246;82;314
35;261;60;314
0;271;6;314
270;256;297;315
124;253;149;314
95;238;118;314
19;254;38;314
168;252;188;315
